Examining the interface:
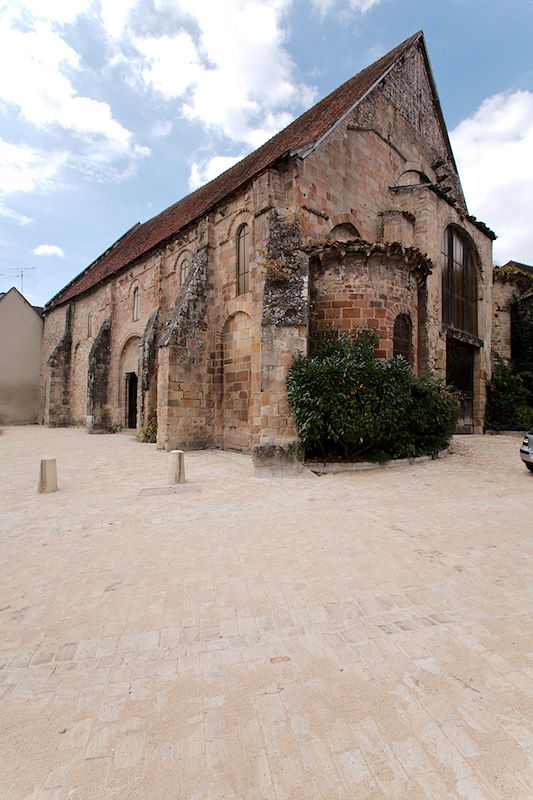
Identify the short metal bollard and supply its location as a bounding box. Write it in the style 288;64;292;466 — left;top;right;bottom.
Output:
38;458;58;493
168;449;185;485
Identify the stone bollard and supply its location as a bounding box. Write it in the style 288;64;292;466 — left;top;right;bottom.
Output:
168;450;185;485
38;458;58;493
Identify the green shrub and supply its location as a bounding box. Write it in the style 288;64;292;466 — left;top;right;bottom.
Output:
139;417;157;443
287;327;459;461
390;373;460;458
485;353;533;431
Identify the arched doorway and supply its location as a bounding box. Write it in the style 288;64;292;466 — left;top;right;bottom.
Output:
126;372;138;428
119;336;141;430
441;225;479;433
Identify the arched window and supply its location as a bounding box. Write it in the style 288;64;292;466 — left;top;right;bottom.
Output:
442;227;477;336
87;312;94;338
180;258;191;287
393;313;412;364
237;223;249;295
132;286;140;321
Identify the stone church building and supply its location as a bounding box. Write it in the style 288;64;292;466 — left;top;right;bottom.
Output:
41;31;496;454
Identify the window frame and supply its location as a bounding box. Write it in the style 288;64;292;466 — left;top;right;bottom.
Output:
236;223;250;296
441;226;477;336
179;258;191;288
132;286;140;322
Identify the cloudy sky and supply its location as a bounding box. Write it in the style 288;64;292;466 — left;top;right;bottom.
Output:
1;0;532;305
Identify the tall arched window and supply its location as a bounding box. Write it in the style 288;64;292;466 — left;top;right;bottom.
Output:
237;224;249;295
393;313;412;363
132;286;140;321
87;312;94;338
180;258;191;287
442;227;477;336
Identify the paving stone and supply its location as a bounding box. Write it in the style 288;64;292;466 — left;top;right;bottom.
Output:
0;427;532;799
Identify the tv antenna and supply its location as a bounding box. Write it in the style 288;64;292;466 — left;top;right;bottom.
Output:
0;267;35;294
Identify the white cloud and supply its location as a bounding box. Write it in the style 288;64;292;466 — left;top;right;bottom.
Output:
0;202;32;225
150;120;173;138
189;154;246;190
0;0;92;25
0;20;144;159
310;0;382;16
0;8;150;192
33;244;65;257
135;31;202;97
451;90;533;265
99;0;138;38
0;137;65;195
132;0;315;148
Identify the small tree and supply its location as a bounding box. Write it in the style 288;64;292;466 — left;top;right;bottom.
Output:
485;352;533;431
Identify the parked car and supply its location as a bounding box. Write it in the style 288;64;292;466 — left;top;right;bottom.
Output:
520;429;533;472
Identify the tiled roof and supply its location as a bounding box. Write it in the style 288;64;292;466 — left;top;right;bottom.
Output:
498;260;533;276
46;31;422;310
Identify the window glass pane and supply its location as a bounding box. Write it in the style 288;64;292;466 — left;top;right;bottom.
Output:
452;232;464;266
442;227;477;334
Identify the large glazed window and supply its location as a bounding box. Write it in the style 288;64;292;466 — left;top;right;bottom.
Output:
442;227;477;336
236;223;249;295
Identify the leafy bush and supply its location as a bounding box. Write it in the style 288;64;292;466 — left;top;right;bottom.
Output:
287;327;459;461
485;352;533;431
139;417;157;443
389;373;461;458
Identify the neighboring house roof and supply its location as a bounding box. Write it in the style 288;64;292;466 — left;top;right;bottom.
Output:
45;30;456;311
0;286;44;319
495;260;533;277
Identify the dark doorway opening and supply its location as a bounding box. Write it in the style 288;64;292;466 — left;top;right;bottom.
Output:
126;372;138;429
446;338;475;433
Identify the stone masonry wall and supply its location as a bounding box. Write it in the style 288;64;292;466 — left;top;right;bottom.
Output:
288;38;493;431
40;37;494;444
309;241;431;365
87;318;112;432
45;305;72;427
157;246;211;450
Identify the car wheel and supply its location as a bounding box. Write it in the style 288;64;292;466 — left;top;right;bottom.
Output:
526;463;533;472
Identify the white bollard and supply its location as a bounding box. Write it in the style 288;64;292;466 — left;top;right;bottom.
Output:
38;458;58;493
168;449;185;485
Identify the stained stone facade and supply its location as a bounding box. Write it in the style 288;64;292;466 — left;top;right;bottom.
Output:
40;31;496;452
492;261;533;360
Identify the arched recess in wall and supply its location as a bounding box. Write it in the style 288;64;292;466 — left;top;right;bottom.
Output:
393;313;413;365
217;311;252;451
119;335;141;429
330;222;360;240
176;252;193;291
395;170;431;186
